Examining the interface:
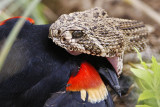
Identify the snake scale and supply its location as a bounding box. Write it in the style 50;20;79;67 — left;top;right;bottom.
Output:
49;7;148;75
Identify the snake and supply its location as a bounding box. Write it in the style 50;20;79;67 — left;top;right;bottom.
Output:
49;7;148;75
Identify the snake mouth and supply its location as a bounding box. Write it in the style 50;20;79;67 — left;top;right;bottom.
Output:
106;57;119;75
67;50;120;75
67;50;82;56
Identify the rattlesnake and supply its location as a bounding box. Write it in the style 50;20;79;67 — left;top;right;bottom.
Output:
49;7;148;75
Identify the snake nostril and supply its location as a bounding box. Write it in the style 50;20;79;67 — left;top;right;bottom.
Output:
62;37;66;41
58;30;61;34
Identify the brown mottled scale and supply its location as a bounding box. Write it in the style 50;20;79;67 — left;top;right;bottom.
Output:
49;7;148;75
111;18;148;53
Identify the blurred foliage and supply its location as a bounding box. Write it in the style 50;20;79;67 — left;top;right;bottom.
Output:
131;48;160;107
0;0;42;70
0;0;48;24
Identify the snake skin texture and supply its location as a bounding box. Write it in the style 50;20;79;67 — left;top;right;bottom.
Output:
49;7;148;75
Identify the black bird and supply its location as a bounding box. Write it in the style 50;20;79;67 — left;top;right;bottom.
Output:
0;17;120;107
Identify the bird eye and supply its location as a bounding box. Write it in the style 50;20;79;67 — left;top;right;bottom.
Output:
72;30;84;38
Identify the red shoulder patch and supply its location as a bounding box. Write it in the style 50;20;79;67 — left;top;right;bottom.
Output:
0;16;35;26
66;62;103;91
66;61;108;103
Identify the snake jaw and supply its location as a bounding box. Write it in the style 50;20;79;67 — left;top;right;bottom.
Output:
67;50;82;56
107;53;124;76
65;48;123;76
106;57;118;74
106;57;122;76
66;49;123;76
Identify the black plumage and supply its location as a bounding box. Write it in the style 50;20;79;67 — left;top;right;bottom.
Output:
0;18;119;107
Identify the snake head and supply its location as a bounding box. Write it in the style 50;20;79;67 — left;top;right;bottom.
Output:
49;7;126;75
49;7;125;57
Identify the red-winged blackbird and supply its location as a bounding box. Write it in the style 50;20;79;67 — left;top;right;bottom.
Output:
0;17;120;107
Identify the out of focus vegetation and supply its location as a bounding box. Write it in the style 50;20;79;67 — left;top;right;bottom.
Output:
0;0;160;107
0;0;47;24
0;0;42;70
131;49;160;107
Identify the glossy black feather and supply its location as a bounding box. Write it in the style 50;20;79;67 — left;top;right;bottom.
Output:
105;92;115;107
0;19;81;107
44;91;113;107
0;18;117;107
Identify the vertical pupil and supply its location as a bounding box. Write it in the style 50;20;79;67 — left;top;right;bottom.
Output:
72;31;83;38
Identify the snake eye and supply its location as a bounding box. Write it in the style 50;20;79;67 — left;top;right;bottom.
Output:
72;30;84;38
